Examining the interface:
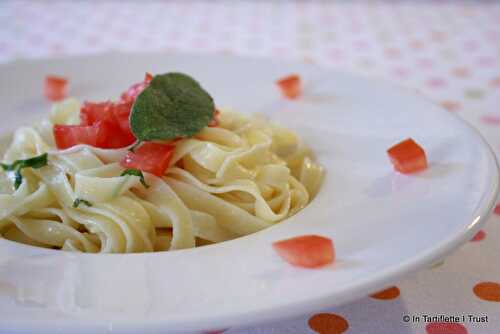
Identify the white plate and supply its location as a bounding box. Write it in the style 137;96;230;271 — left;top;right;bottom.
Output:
0;53;498;334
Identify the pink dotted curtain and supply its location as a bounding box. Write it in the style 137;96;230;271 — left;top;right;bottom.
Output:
2;1;500;333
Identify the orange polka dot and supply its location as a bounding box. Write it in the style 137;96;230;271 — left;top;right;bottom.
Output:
473;282;500;302
452;67;470;78
370;286;400;300
440;101;461;112
431;30;447;42
490;77;500;87
308;313;349;334
426;322;468;334
303;56;316;64
409;39;425;50
470;230;486;242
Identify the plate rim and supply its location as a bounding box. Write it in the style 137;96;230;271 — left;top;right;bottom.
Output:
0;51;498;333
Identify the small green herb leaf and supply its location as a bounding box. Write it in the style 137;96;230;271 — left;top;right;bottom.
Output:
130;72;215;141
121;168;149;188
14;170;23;190
73;198;93;208
0;153;48;171
1;153;48;190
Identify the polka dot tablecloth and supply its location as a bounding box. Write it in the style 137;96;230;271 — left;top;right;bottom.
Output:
2;1;500;333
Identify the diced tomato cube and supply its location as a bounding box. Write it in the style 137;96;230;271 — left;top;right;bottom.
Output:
100;120;135;149
112;101;134;133
54;120;134;150
120;73;153;103
144;72;153;82
387;138;428;174
276;74;301;99
79;100;136;148
45;75;68;101
120;142;175;176
80;101;114;125
53;121;110;149
272;235;335;268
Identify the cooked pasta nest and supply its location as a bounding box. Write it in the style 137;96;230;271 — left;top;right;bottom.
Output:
0;99;324;253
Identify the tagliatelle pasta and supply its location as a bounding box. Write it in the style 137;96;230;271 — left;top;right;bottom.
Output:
0;99;323;253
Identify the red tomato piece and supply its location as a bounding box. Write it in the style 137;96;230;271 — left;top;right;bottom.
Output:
387;138;428;174
120;142;175;176
111;101;134;133
45;75;68;101
144;72;153;82
272;235;335;268
120;73;153;103
80;101;114;125
53;121;110;149
79;100;136;148
208;109;221;127
101;121;135;149
276;74;301;99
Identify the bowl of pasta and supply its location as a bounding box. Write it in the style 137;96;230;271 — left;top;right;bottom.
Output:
0;53;497;333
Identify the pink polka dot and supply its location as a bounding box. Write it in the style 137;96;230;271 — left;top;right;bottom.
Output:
463;40;479;51
349;23;362;34
392;67;410;79
329;48;344;60
86;35;99;46
416;58;434;69
29;31;46;43
426;322;468;334
353;40;369;50
426;77;447;88
384;47;401;59
480;115;500;125
116;28;130;39
485;30;500;42
272;47;288;56
478;56;496;67
49;43;65;54
192;38;208;48
470;230;486;242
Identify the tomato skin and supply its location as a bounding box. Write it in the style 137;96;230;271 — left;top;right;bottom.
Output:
120;142;175;176
120;73;153;103
276;74;301;99
45;75;68;101
272;235;335;268
53;121;110;149
80;101;113;125
112;101;133;132
387;138;428;174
